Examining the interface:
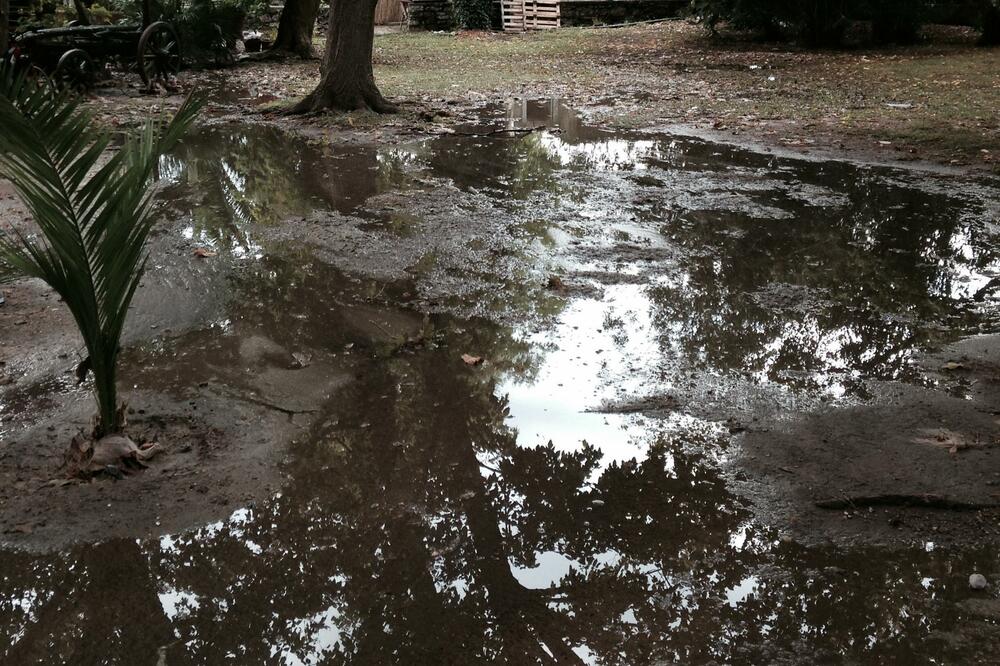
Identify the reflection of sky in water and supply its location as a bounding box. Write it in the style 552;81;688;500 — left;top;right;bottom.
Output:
535;133;661;171
7;104;1000;665
499;284;662;474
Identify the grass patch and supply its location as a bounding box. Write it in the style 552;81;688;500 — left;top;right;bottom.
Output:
369;23;999;165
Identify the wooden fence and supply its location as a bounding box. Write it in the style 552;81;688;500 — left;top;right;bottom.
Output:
375;0;405;25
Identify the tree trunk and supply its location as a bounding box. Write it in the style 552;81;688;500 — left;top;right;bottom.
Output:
272;0;321;57
0;0;9;59
72;0;92;25
982;2;1000;45
291;0;397;113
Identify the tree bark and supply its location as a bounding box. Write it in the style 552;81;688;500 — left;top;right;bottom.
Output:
272;0;321;58
981;2;1000;46
0;0;9;59
290;0;397;113
72;0;92;25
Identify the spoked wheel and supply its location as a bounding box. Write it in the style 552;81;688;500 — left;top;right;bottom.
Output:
138;21;181;89
28;66;56;94
55;49;95;92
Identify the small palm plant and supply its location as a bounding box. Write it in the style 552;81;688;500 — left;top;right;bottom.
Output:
0;67;202;439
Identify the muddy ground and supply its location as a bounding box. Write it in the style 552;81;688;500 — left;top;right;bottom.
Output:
1;27;1000;663
88;21;1000;172
3;94;1000;553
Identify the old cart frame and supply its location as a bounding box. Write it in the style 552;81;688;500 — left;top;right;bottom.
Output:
6;0;180;90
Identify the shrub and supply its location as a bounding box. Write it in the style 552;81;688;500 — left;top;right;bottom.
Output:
453;0;494;30
865;0;930;44
691;0;850;46
690;0;939;46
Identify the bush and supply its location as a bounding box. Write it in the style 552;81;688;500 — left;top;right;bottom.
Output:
690;0;939;46
864;0;930;44
453;0;493;30
103;0;265;61
690;0;850;46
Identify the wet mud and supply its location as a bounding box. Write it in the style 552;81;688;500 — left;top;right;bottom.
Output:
2;100;1000;663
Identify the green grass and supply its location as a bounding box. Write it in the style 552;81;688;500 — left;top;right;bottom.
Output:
366;24;998;165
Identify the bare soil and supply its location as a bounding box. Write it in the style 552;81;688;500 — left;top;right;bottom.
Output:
732;334;1000;547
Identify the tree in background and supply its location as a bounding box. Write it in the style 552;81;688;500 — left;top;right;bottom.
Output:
272;0;321;57
0;0;9;57
291;0;396;113
981;0;1000;45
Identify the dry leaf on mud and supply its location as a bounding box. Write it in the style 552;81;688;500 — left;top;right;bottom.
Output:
193;247;217;258
461;354;484;366
290;352;312;369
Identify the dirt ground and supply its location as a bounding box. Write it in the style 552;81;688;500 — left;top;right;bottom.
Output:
732;334;1000;547
89;21;1000;172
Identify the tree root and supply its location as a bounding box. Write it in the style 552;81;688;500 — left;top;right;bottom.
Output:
815;494;1000;511
286;86;398;115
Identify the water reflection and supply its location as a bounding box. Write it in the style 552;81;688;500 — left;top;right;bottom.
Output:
157;126;416;257
5;102;1000;663
153;105;1000;401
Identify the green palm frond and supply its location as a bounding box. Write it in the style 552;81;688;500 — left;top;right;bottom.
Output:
0;73;203;437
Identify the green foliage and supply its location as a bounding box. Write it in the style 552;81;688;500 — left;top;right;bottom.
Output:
689;0;945;46
172;0;249;59
101;0;266;59
453;0;493;30
0;64;202;436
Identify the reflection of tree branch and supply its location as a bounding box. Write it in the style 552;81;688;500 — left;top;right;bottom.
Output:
454;424;586;664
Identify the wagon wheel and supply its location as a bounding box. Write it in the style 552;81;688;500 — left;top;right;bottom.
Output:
55;49;95;92
28;66;56;94
138;21;181;89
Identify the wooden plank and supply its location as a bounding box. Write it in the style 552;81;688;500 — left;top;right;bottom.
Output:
374;0;404;25
504;0;560;32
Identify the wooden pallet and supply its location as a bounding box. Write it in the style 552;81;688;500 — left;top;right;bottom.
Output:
502;0;560;32
524;1;560;30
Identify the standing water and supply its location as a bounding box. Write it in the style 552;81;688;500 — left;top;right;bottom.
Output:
2;99;1000;663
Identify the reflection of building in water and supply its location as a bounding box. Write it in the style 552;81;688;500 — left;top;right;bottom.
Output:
505;98;662;170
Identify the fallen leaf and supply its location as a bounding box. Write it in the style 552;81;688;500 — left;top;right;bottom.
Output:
193;248;217;258
461;354;483;366
290;352;312;369
546;275;567;292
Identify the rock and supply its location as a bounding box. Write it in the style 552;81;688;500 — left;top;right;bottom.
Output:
969;573;989;590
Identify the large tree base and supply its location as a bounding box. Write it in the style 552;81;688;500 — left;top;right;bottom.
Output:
288;85;399;114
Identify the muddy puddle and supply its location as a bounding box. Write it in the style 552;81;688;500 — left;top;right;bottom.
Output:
3;100;1000;663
